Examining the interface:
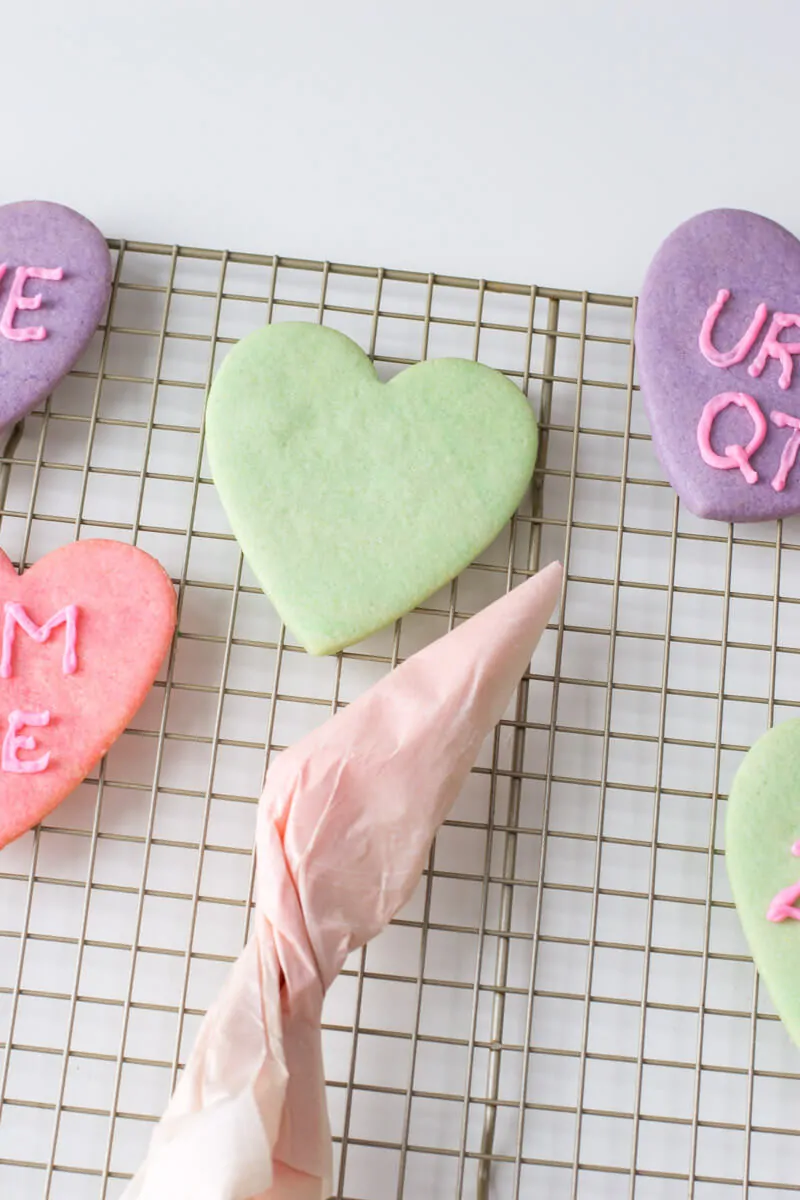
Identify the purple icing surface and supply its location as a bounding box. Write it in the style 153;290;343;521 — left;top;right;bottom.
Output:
0;201;111;429
636;208;800;522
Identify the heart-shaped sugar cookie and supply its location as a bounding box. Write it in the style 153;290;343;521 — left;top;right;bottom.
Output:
636;209;800;522
206;323;538;654
0;201;112;431
726;719;800;1047
0;540;176;849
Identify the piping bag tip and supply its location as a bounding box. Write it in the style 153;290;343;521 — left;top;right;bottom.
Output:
123;561;563;1200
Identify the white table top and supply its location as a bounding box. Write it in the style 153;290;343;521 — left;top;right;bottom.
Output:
4;0;793;294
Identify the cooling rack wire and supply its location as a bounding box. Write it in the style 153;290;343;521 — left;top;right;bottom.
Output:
0;241;797;1200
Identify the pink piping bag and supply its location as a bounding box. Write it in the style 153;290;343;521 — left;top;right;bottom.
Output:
123;561;562;1199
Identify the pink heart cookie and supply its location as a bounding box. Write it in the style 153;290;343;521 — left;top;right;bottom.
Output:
0;540;176;848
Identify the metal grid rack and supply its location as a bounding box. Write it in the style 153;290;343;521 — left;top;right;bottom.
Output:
0;238;798;1200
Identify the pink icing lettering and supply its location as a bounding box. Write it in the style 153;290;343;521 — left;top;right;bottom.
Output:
767;879;800;922
749;312;800;390
2;709;50;774
0;602;78;678
770;411;800;492
0;266;64;342
698;289;768;369
696;391;767;484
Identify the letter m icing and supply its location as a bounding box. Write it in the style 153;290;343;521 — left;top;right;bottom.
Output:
0;602;78;678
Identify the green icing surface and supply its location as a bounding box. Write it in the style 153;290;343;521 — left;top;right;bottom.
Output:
727;719;800;1047
205;323;538;654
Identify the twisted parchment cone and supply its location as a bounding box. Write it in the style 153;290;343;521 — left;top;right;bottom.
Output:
123;561;563;1199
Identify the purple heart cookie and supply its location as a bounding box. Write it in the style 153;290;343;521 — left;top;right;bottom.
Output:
636;208;800;522
0;201;111;431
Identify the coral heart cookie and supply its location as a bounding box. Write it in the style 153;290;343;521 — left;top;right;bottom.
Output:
636;208;800;522
0;200;112;433
726;720;800;1047
206;323;538;655
0;540;176;849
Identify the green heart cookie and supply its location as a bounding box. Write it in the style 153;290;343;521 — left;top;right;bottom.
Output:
205;323;538;655
727;719;800;1046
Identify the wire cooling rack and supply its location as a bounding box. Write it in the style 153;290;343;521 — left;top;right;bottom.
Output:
0;239;798;1200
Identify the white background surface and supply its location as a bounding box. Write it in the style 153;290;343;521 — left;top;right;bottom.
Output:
5;0;799;293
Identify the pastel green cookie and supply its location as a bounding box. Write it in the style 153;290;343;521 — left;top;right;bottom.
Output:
727;719;800;1047
205;323;538;655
